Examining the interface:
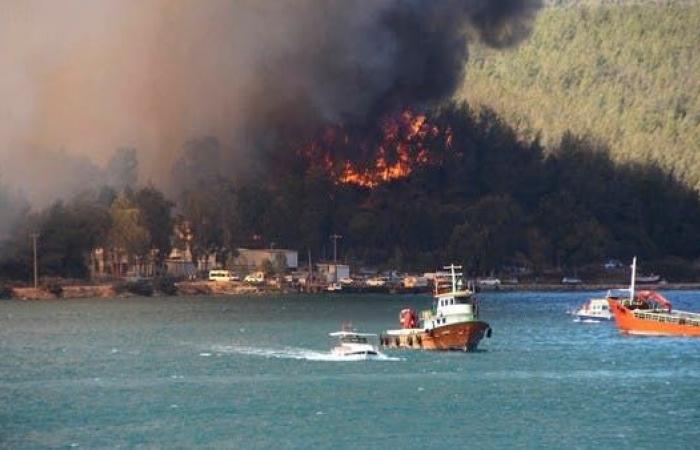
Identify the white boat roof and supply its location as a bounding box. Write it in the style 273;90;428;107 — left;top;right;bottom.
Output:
329;331;377;337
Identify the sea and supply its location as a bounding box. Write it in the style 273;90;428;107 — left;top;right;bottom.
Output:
1;291;699;449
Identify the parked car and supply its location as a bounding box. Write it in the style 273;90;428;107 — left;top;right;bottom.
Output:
366;277;388;287
477;277;501;286
403;275;428;289
604;259;623;270
244;271;265;284
562;277;583;285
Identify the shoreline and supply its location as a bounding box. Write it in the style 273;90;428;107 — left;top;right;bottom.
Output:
475;282;700;293
4;280;700;300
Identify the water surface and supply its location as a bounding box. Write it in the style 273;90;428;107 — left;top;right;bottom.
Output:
1;291;699;449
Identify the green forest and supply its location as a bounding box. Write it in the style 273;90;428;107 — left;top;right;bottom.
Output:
4;101;700;282
462;1;700;190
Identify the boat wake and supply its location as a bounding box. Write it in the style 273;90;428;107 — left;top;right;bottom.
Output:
573;318;603;324
211;344;403;362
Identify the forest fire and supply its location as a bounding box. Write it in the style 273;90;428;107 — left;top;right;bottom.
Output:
301;110;451;188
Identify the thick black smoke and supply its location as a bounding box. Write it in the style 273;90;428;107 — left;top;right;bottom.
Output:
240;0;542;146
0;0;541;205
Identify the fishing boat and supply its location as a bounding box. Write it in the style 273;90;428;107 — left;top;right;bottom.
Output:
608;257;700;336
329;330;384;360
380;264;491;352
572;298;612;321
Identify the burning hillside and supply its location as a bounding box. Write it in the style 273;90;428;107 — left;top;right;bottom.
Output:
300;110;453;187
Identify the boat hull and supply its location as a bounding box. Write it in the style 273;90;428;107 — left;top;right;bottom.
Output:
575;313;611;321
608;300;700;337
381;321;490;352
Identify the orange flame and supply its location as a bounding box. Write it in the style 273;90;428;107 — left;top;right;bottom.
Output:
299;109;450;188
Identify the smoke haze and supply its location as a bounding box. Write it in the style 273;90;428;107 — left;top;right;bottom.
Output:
0;0;541;207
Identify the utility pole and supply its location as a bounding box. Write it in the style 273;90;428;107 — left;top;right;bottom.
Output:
329;234;342;284
330;234;342;263
308;249;313;289
30;232;39;289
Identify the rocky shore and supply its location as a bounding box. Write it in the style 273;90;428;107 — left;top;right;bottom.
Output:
4;281;285;300
4;281;700;300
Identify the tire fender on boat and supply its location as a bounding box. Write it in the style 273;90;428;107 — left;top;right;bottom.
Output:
486;327;492;338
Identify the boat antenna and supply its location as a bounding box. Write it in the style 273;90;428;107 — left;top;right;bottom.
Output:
629;256;637;303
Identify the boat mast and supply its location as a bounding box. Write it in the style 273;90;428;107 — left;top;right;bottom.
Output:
629;256;637;302
444;264;461;293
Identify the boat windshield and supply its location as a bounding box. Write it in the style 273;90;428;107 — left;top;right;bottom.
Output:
340;335;368;344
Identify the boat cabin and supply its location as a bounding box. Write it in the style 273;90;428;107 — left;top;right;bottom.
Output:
329;331;376;344
339;334;369;344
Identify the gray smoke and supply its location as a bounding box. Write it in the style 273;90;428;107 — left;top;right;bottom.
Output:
0;0;541;207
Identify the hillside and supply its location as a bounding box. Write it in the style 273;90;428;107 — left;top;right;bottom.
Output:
461;1;700;190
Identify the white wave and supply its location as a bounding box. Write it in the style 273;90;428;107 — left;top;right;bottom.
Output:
573;318;602;324
211;344;403;362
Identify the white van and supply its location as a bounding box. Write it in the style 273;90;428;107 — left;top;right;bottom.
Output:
208;270;233;282
244;271;265;284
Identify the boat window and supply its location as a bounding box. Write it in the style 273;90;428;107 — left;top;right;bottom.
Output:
341;336;368;344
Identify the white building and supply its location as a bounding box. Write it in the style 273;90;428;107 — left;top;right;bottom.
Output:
316;263;350;283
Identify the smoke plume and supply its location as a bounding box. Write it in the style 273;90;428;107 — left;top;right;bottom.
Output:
0;0;541;207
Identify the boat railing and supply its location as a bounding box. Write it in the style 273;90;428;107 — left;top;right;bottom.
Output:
632;310;700;327
435;280;471;295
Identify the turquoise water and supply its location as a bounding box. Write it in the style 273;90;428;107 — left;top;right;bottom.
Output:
1;291;699;449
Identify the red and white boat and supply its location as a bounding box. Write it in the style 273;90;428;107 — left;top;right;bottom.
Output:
608;257;700;336
380;264;491;352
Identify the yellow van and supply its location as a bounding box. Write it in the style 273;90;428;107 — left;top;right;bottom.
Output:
208;270;233;282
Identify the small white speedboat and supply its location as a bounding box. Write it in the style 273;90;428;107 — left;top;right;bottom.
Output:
329;331;385;360
326;282;342;292
572;298;612;321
